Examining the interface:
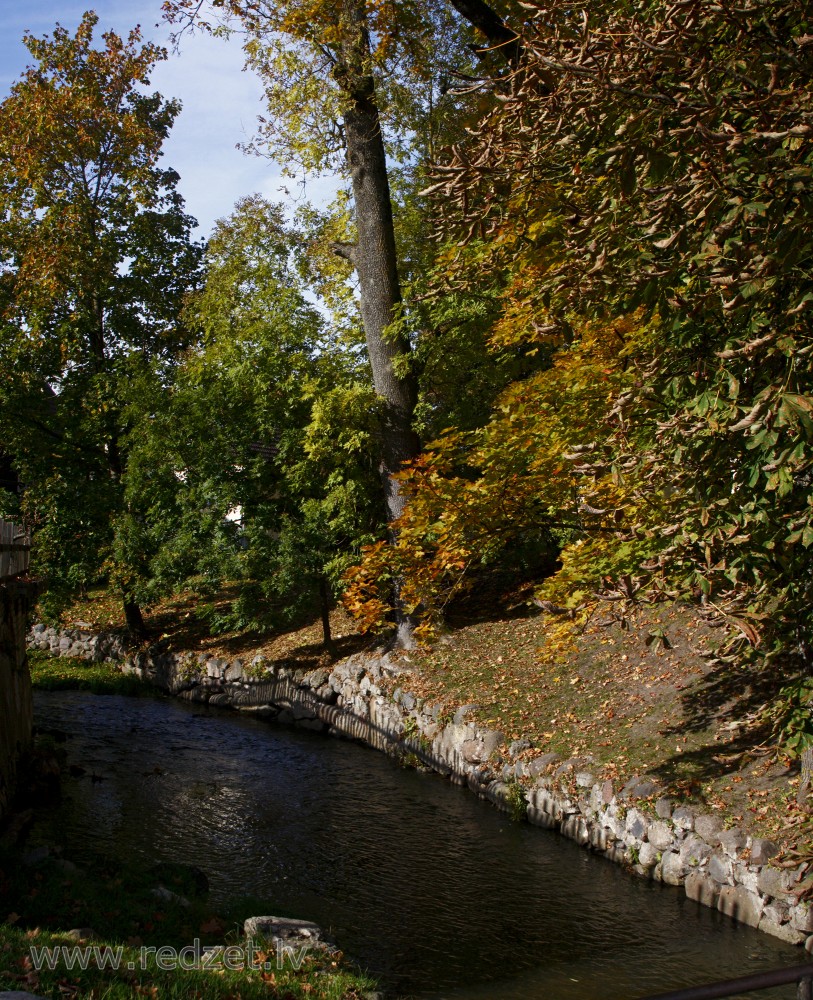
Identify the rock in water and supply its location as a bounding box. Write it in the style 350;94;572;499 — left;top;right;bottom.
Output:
243;915;335;952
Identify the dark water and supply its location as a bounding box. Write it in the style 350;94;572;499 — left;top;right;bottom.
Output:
31;691;803;999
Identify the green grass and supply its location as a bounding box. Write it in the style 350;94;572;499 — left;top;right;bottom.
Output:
27;650;152;697
0;849;377;999
0;923;376;999
400;602;813;857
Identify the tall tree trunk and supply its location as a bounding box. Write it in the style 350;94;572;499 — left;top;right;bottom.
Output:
338;1;421;645
106;427;146;640
338;0;420;525
318;576;332;650
123;595;147;640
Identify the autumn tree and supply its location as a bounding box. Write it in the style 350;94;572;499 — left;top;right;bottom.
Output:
162;0;518;642
354;0;813;695
343;318;635;637
0;12;202;635
163;0;424;512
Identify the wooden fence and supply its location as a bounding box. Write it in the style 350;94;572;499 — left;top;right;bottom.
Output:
0;518;30;581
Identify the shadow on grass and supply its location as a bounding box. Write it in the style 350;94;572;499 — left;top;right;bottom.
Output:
129;587;374;671
650;724;778;794
274;631;374;668
668;657;795;737
444;574;545;628
145;625;373;670
644;656;799;794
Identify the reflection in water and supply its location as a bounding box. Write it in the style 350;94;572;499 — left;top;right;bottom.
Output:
32;691;800;999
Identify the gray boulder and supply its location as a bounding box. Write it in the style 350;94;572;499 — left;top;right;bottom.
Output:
718;885;762;928
694;813;723;844
749;838;779;866
244;916;334;952
685;871;720;908
648;821;675;852
660;851;684;886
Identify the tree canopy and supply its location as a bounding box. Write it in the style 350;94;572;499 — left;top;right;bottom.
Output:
130;195;385;641
0;11;202;632
348;0;813;692
3;0;812;746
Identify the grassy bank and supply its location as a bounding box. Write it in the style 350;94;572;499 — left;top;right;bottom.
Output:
406;599;812;864
0;923;376;1000
27;649;153;696
0;831;377;999
54;586;366;668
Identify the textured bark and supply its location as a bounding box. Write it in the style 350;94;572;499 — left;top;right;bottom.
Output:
0;581;35;822
107;430;146;639
338;0;420;524
123;595;147;640
319;576;332;649
335;1;422;644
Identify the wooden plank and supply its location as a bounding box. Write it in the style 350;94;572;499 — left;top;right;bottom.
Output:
0;519;30;580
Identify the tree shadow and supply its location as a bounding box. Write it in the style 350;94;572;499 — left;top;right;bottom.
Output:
274;631;374;669
141;591;372;670
665;656;795;736
650;723;779;793
648;654;801;794
444;573;545;628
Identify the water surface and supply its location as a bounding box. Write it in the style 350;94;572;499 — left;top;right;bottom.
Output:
31;691;802;999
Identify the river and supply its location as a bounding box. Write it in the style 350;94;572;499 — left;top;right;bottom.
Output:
30;690;802;999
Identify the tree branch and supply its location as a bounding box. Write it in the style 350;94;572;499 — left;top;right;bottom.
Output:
331;241;358;266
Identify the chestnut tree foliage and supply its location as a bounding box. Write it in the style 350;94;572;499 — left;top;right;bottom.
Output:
347;0;813;695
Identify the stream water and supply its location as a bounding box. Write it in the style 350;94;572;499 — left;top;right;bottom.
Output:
30;690;803;999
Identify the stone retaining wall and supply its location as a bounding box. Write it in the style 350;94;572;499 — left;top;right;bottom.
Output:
28;623;128;663
28;623;813;949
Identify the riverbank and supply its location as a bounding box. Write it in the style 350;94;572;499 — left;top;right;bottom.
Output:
23;606;813;955
0;677;380;1000
0;852;377;1000
32;594;812;847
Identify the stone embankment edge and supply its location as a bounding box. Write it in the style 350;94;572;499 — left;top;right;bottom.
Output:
28;623;813;951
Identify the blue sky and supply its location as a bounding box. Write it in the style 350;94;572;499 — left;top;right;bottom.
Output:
0;1;327;238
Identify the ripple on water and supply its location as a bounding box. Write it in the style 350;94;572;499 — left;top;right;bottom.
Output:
31;691;801;999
